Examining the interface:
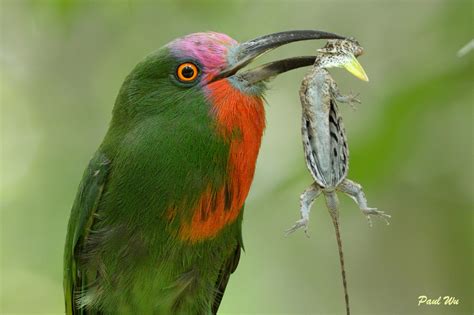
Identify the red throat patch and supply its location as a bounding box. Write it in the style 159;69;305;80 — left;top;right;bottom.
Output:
178;79;266;242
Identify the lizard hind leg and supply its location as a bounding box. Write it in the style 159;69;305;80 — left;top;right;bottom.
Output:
337;178;391;226
285;183;321;237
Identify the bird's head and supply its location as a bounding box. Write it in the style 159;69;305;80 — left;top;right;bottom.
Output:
113;30;347;118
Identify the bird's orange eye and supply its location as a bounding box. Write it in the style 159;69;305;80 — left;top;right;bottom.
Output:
176;62;199;82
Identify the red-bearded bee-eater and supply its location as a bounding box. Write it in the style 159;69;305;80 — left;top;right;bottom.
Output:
64;30;346;314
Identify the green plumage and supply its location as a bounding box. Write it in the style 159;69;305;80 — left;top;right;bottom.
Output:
64;47;243;314
64;28;353;315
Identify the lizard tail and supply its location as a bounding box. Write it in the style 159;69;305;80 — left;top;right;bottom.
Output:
331;216;350;315
324;191;350;315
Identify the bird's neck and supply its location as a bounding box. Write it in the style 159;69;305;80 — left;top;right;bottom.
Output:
209;79;266;208
177;79;265;242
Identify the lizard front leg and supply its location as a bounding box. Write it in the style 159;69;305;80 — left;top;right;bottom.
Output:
329;77;360;109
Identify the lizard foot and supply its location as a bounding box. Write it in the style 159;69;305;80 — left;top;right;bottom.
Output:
285;218;310;237
361;207;391;227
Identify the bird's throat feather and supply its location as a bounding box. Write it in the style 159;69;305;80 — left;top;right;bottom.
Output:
178;79;265;242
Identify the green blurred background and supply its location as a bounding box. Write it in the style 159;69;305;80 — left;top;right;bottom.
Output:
1;0;472;314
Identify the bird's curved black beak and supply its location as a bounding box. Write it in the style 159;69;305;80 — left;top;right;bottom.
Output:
211;30;346;83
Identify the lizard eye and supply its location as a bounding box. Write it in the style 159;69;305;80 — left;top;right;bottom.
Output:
176;62;199;83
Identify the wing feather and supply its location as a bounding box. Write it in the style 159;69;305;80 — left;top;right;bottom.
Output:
211;245;241;315
63;151;110;315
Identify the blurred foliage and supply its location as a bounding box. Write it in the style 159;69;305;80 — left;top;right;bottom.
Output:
1;0;472;314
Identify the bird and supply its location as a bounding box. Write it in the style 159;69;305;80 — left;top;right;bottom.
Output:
63;30;345;314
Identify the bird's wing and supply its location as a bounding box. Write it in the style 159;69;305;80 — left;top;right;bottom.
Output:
211;242;242;314
63;151;111;315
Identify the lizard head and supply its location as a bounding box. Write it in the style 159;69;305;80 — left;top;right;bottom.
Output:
315;38;369;81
